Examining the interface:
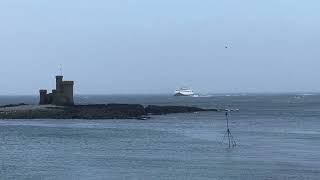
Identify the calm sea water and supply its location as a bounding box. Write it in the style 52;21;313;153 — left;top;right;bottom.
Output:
1;94;320;180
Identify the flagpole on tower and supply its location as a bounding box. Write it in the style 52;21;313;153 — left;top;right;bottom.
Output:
59;64;63;76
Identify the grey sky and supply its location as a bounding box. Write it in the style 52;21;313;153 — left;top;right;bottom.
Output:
0;0;319;95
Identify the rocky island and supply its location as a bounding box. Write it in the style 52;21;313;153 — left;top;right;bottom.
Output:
0;75;219;119
0;104;218;119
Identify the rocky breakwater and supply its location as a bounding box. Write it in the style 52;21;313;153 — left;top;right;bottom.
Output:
0;104;218;119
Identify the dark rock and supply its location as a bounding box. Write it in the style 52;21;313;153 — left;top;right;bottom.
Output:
0;104;217;119
68;104;146;119
145;105;217;115
0;103;28;108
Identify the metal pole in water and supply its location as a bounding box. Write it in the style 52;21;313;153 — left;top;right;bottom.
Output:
222;110;237;148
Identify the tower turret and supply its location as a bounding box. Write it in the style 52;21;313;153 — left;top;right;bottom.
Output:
39;89;48;105
56;75;63;93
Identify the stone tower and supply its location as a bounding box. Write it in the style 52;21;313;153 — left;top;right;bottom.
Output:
39;76;74;106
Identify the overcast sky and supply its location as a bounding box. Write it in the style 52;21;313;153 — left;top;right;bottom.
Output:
0;0;319;95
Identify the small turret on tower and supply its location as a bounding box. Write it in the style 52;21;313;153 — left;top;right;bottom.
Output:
39;89;48;105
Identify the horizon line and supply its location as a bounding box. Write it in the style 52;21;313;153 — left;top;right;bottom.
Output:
0;91;319;96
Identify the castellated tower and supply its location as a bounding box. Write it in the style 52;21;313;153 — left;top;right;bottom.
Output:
39;76;74;106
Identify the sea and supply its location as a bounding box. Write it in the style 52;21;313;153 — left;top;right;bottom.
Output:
0;94;320;180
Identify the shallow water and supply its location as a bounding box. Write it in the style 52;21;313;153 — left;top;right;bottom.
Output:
1;94;320;179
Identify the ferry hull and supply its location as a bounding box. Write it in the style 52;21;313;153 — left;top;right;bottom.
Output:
174;93;190;96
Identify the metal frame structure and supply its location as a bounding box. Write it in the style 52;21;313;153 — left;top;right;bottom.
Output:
222;111;237;148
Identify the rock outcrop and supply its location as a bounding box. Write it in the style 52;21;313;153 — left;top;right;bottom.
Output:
0;104;218;119
145;105;218;115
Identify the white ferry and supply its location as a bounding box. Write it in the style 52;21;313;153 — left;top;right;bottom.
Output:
174;87;194;96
